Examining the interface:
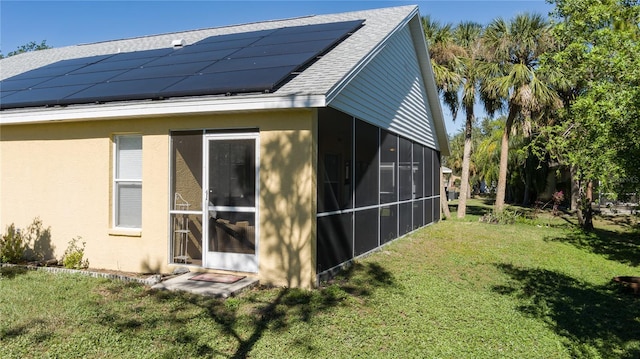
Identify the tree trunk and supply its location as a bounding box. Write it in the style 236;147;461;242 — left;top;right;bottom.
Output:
495;106;517;211
457;109;474;218
570;165;579;212
522;151;534;206
440;169;451;219
577;180;594;231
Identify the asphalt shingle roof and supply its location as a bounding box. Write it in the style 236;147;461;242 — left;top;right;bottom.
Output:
0;6;417;101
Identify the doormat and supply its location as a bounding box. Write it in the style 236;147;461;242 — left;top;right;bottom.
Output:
189;273;246;284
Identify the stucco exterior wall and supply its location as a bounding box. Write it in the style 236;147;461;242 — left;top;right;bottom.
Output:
0;109;316;288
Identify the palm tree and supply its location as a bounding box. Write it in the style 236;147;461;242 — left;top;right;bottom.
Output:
424;18;500;218
474;118;502;191
422;16;460;219
450;21;490;218
422;16;462;112
482;14;557;211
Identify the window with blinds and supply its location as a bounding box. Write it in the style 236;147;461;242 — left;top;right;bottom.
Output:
114;135;142;228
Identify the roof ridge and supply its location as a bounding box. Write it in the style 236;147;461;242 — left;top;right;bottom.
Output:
50;5;418;49
73;14;318;48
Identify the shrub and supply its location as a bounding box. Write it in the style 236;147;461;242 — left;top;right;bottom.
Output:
552;190;564;216
62;237;89;269
1;223;27;263
479;209;522;225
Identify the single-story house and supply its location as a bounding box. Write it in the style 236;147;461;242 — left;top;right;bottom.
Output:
0;5;449;288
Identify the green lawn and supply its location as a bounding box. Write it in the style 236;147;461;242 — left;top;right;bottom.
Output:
1;200;638;358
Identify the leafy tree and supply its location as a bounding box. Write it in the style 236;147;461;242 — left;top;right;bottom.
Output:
0;40;51;58
482;14;558;211
540;0;640;229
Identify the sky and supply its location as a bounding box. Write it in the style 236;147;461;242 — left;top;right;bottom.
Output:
1;0;554;135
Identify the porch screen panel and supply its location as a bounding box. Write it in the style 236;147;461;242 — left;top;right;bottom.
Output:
413;201;424;230
354;120;379;208
425;198;434;225
354;208;378;256
380;204;397;244
399;202;412;236
425;147;434;198
433;151;441;223
433;197;441;222
380;130;398;204
170;131;204;265
434;150;441;199
317;214;353;273
399;137;412;201
413;143;424;199
318;108;353;212
171;131;203;211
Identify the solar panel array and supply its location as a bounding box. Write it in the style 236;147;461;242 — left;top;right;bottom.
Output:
0;20;364;110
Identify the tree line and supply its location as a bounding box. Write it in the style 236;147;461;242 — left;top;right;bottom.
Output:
426;0;639;230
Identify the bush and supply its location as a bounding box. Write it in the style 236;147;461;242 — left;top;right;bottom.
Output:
62;237;89;269
479;209;522;225
0;223;27;263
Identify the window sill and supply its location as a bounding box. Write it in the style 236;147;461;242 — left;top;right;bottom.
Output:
108;228;142;237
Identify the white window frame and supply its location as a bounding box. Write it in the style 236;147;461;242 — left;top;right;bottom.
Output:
113;135;142;229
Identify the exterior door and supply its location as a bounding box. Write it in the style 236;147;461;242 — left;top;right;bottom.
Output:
204;133;259;272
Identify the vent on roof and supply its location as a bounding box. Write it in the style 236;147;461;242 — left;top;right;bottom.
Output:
172;39;186;48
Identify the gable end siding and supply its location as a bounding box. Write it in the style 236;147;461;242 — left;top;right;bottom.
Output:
328;26;438;150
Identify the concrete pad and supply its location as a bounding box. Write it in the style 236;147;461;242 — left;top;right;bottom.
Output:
151;272;259;298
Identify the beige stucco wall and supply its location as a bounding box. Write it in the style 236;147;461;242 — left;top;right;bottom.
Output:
0;109;317;288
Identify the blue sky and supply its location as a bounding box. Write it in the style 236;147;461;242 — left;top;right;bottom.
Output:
1;1;554;134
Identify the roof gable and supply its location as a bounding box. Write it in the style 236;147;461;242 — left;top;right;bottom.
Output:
329;25;440;150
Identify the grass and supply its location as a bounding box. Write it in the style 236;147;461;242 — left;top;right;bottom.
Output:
1;199;638;358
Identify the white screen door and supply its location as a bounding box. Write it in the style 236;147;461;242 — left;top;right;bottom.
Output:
203;133;259;272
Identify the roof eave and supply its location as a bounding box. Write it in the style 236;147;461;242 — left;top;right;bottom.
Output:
0;94;327;125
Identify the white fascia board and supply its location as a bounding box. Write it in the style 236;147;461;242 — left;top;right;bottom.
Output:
0;94;327;125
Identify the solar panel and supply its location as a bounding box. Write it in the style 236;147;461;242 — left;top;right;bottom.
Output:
200;52;317;73
0;19;363;110
230;39;338;58
32;70;128;88
64;77;186;104
161;66;299;96
109;61;213;81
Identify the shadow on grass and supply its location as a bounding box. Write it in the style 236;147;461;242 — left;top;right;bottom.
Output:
164;261;395;358
87;261;397;358
597;214;640;230
493;264;640;358
544;227;640;267
448;202;492;217
0;319;50;341
0;266;29;279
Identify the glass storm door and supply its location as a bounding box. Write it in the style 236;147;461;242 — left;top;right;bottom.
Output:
204;133;259;272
